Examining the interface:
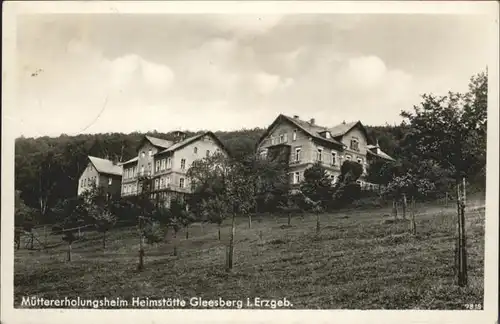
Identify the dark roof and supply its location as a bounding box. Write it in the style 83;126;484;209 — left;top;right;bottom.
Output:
156;132;229;156
144;135;174;149
258;114;344;148
88;156;123;176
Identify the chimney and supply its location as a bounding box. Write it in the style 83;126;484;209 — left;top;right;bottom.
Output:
310;118;315;125
293;115;299;119
342;120;346;125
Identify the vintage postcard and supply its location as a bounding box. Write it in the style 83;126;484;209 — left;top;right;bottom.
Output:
2;1;499;324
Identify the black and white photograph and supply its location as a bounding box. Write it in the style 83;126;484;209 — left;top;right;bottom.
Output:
2;1;498;323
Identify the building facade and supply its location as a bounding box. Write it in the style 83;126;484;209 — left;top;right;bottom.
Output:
77;156;123;199
120;132;228;207
256;114;394;189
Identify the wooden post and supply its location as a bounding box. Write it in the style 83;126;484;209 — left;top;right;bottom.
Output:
458;178;468;286
137;216;144;271
402;194;407;220
259;230;263;241
226;213;236;272
410;198;416;235
315;213;321;234
67;243;72;262
185;225;189;240
392;200;397;220
445;192;448;207
287;212;291;226
455;179;468;287
248;214;252;229
173;231;178;256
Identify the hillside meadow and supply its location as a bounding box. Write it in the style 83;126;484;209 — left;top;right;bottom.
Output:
13;196;485;310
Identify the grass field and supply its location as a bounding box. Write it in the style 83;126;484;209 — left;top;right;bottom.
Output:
14;198;485;310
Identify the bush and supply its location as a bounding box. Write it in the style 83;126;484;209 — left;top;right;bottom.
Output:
332;182;361;208
352;196;384;209
143;221;164;244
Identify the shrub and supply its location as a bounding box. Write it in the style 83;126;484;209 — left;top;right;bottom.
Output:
143;221;164;245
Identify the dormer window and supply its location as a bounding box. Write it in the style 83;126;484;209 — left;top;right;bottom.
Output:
350;138;360;151
325;132;331;139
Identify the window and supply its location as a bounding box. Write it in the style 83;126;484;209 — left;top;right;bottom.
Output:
271;136;276;145
156;161;161;172
325;132;331;139
284;133;288;143
292;130;297;141
155;179;159;190
108;178;112;185
357;157;363;164
260;149;268;159
345;154;352;161
166;176;171;185
293;172;300;184
295;147;301;162
350;138;359;151
167;158;172;168
161;159;166;170
141;166;145;175
194;147;198;154
148;149;153;157
179;178;185;188
148;162;152;173
141;151;145;158
317;148;323;162
181;159;186;170
206;150;210;157
279;134;284;143
160;178;165;188
331;151;337;165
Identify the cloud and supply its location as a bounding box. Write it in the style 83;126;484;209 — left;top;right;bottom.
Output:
108;54;175;92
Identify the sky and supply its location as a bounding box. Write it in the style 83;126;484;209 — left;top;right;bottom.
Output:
13;12;493;138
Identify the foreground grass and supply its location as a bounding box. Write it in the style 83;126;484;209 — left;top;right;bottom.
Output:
14;201;485;309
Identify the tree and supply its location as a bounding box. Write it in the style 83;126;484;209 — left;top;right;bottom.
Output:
89;206;117;250
199;196;227;240
15;191;34;249
168;197;186;256
400;70;487;287
365;159;393;188
277;193;302;226
188;151;256;271
300;162;334;207
339;160;363;183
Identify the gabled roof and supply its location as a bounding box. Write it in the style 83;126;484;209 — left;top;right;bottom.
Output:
143;135;174;149
257;114;344;149
156;132;229;156
88;156;123;176
366;148;395;161
120;156;138;165
329;120;371;143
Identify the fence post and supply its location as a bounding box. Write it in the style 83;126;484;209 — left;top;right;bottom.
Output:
455;179;468;287
410;198;416;235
